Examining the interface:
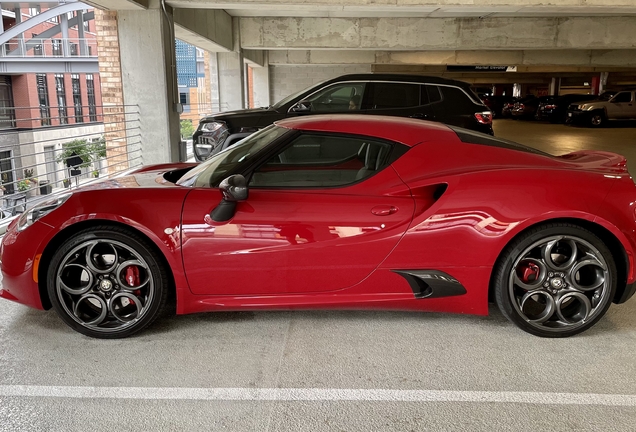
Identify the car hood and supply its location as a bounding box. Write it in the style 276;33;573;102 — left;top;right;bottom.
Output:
77;163;197;191
200;107;276;124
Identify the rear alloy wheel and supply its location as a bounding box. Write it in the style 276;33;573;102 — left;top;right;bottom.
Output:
47;227;169;338
494;224;616;337
589;112;605;127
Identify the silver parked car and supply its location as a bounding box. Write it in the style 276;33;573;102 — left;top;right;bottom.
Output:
567;90;636;127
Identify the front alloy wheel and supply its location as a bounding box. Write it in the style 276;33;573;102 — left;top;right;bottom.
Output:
589;112;605;127
495;224;616;337
47;226;169;338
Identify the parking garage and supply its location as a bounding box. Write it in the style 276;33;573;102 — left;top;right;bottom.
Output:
2;1;636;431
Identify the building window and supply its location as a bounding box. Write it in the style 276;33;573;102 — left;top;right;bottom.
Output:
52;39;62;57
179;92;191;113
55;74;67;125
86;74;97;122
0;76;16;130
29;6;41;16
0;151;15;195
36;74;51;126
71;74;83;123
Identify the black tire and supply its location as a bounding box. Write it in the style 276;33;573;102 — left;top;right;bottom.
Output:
494;223;616;338
47;226;169;338
589;111;605;128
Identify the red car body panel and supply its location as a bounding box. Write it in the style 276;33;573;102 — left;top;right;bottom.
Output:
2;115;636;318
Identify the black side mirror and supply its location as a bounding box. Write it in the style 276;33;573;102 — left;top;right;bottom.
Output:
211;175;248;222
291;100;311;112
220;174;248;201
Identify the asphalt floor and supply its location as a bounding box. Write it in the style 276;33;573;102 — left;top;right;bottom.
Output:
1;119;636;431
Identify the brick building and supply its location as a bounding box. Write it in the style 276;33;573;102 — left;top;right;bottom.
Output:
0;3;104;197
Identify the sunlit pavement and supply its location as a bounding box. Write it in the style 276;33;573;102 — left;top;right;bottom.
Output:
2;121;636;431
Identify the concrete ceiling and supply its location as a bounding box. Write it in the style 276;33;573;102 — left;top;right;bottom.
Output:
167;1;636;18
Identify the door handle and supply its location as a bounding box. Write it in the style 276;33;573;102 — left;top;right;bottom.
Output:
371;205;398;216
410;113;431;120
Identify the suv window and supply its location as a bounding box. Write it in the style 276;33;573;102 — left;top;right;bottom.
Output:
368;83;420;109
250;133;392;188
440;86;476;110
612;92;632;103
306;82;366;112
425;85;442;104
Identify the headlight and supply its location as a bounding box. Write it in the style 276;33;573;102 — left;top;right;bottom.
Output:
17;193;72;232
200;121;224;132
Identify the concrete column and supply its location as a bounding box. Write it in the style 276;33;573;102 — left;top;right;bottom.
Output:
599;72;609;94
117;8;181;164
217;17;245;112
61;11;69;56
14;7;24;55
252;52;270;108
549;77;560;96
0;4;4;33
77;10;87;56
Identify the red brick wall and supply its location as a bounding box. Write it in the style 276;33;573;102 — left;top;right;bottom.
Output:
11;74;40;129
7;72;104;129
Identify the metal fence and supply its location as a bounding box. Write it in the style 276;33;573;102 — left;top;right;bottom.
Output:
0;37;97;58
0;104;142;229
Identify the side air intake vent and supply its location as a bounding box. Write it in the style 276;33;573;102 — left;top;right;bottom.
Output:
393;270;467;299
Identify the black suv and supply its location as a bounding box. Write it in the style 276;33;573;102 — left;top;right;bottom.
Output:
193;74;493;161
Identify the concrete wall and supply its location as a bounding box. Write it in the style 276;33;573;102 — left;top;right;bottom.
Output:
269;64;371;106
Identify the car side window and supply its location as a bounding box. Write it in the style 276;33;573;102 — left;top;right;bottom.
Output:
368;83;420;109
249;133;392;188
425;85;443;104
612;92;632;103
306;82;366;112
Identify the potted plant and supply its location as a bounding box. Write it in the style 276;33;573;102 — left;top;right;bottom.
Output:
56;137;106;186
22;169;38;197
17;178;32;193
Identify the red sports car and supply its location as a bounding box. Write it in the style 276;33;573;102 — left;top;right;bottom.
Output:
1;115;635;338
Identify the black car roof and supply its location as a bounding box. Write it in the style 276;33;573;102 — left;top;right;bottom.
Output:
327;74;473;89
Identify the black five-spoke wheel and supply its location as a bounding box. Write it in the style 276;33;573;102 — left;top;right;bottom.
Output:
495;223;616;337
47;226;169;338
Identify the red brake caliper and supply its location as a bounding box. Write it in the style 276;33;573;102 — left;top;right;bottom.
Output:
521;262;540;283
125;265;141;288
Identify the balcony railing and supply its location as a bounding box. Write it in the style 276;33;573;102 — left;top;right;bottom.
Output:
0;105;142;231
0;38;97;58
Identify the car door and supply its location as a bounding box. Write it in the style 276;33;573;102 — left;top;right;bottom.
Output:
362;82;434;121
181;132;415;296
607;91;634;119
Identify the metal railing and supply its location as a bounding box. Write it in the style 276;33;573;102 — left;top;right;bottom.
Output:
1;37;97;58
0;105;142;230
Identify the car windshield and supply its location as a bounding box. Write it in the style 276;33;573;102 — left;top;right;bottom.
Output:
177;125;290;188
271;79;329;109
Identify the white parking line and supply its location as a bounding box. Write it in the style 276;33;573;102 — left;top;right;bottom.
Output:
1;386;635;406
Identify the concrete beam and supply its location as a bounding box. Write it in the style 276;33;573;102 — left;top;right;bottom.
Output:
268;49;636;67
167;1;636;18
0;58;99;74
83;0;148;10
243;49;265;66
240;17;636;51
173;8;233;52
